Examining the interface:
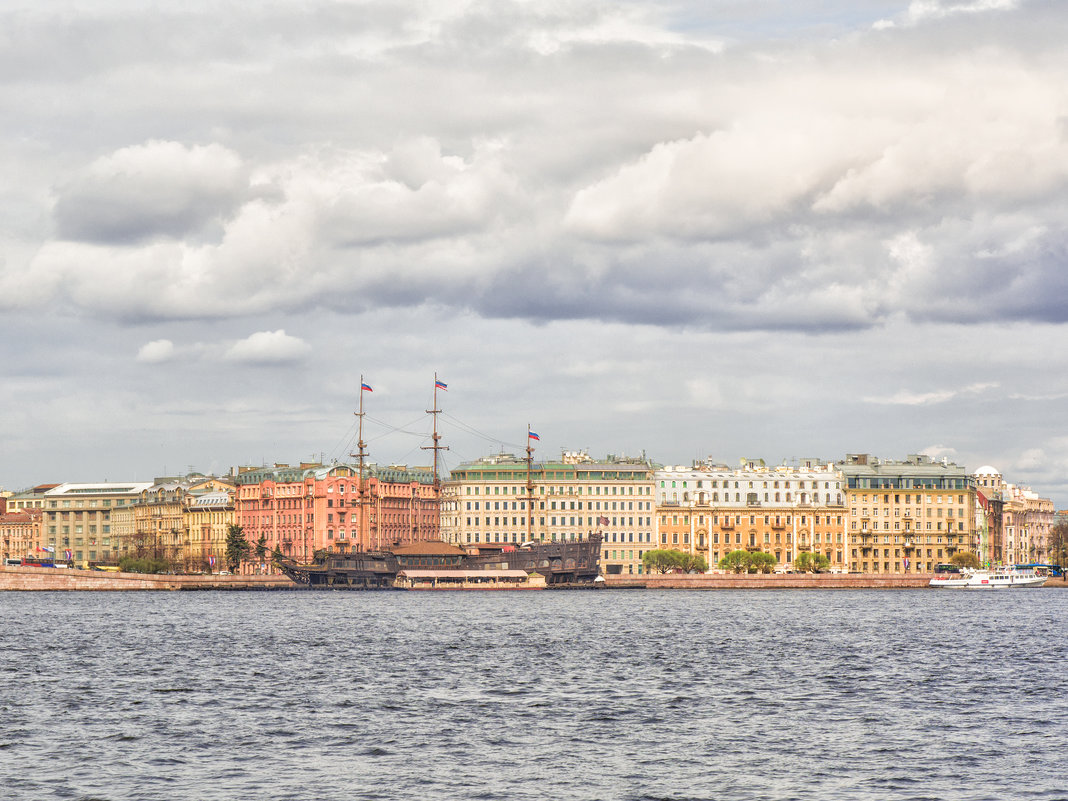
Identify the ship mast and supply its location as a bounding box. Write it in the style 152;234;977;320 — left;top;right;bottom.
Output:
422;374;449;543
526;425;535;544
352;377;372;551
422;373;449;492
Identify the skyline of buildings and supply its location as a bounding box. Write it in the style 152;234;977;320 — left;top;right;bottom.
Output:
3;448;1060;575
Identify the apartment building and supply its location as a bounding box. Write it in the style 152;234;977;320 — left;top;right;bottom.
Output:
656;458;847;571
841;454;977;573
443;451;655;575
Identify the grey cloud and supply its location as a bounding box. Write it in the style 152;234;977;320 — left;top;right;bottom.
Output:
53;141;247;244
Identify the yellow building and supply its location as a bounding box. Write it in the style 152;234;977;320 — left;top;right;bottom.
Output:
842;454;977;573
185;490;235;571
656;458;847;571
130;476;236;569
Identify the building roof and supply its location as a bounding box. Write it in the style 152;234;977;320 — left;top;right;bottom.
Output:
45;482;154;496
391;541;466;557
189;492;233;508
397;569;531;579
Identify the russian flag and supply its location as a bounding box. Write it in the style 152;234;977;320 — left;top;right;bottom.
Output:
361;382;373;392
528;431;540;441
435;380;447;391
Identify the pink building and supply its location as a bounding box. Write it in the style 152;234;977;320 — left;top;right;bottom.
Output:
234;462;440;566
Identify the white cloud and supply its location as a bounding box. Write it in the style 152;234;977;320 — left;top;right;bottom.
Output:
225;330;311;364
864;383;998;406
136;339;175;363
53;140;246;243
919;444;960;461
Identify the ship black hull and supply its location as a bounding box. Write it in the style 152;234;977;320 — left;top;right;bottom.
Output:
274;536;602;589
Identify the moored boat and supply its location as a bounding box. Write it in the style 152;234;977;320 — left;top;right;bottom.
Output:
928;563;973;588
930;564;1047;589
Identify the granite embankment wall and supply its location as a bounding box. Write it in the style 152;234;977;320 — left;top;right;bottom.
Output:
606;573;935;589
0;565;300;591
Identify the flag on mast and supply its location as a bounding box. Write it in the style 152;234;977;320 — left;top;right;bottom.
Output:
435;379;447;391
528;431;540;441
361;382;373;392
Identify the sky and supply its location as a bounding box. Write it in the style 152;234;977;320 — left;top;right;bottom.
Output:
2;0;1067;505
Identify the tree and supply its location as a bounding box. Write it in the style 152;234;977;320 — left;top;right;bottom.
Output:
255;534;268;561
1049;522;1068;569
225;524;250;573
794;551;830;573
949;551;981;570
718;550;751;574
680;553;709;573
748;551;777;574
642;549;686;574
118;555;169;574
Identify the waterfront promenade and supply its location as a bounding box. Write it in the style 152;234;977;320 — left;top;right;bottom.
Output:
4;565;1065;591
0;565;299;591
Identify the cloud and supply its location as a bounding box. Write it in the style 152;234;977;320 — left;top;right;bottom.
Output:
864;382;998;406
875;0;1019;28
1;2;1065;336
136;339;175;363
919;444;960;461
225;330;311;364
53;141;247;244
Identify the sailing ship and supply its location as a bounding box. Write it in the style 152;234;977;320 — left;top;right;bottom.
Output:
272;377;603;589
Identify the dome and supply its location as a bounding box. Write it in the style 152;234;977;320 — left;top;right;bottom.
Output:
974;465;1001;476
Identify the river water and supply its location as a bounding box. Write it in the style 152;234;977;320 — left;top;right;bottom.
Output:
1;589;1066;801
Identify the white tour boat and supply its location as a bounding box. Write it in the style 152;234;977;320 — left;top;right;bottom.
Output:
929;565;1047;589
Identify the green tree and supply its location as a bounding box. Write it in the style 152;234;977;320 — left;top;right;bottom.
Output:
255;534;268;561
225;524;250;573
748;551;777;574
642;549;686;574
118;555;170;574
680;553;709;573
718;549;751;574
949;551;980;570
794;551;830;573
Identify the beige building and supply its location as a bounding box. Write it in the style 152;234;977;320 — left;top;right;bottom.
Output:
186;490;235;570
42;482;154;565
8;485;60;512
128;476;236;569
443;450;656;576
841;454;977;573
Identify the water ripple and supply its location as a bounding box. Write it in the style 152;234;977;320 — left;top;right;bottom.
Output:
2;589;1067;800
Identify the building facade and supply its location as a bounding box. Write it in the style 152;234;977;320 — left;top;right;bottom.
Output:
41;483;154;566
0;509;43;561
656;458;848;571
443;451;655;576
972;466;1055;565
234;462;439;567
841;454;977;573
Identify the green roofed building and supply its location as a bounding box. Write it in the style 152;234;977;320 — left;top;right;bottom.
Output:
442;450;656;576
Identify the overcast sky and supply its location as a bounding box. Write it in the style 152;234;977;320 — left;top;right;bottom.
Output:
3;0;1067;505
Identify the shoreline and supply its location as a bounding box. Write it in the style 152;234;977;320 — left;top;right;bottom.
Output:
3;565;1065;592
